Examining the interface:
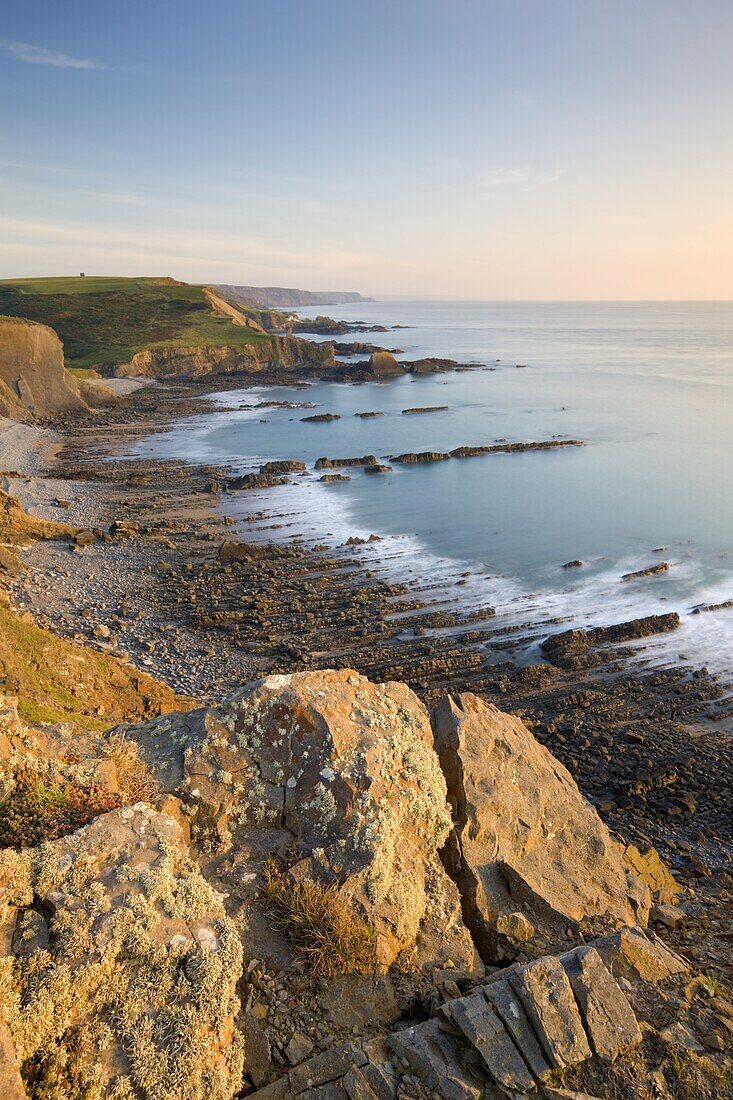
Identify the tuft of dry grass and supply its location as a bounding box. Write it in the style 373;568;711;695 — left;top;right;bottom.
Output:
550;1032;731;1100
261;857;377;978
104;732;159;805
664;1049;730;1100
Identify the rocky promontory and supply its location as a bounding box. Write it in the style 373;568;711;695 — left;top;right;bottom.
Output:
1;669;726;1100
115;334;334;381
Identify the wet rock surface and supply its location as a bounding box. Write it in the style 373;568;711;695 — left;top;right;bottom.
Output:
389;439;585;463
541;614;681;666
622;563;670;581
314;455;378;469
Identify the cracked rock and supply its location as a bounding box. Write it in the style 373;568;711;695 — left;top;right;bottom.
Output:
432;692;651;960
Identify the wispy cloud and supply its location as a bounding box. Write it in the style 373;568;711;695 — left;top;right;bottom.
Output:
478;166;535;187
511;91;537;109
0;215;379;275
2;40;107;70
478;165;561;188
78;189;151;207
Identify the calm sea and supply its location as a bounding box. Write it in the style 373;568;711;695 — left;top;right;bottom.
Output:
135;300;733;679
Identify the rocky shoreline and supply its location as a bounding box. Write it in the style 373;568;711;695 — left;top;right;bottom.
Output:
8;383;732;869
1;359;732;1099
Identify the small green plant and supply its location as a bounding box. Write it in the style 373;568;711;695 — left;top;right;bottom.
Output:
261;857;377;977
0;772;122;848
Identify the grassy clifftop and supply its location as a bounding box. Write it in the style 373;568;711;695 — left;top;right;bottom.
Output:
0;276;270;370
0;487;190;727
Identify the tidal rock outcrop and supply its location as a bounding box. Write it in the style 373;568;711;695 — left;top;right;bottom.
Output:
0;805;243;1100
541;612;681;665
123;669;479;973
314;455;378;469
432;693;650;960
367;351;405;377
389;440;586;464
621;561;670;581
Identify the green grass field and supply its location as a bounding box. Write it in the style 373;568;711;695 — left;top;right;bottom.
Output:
0;276;270;369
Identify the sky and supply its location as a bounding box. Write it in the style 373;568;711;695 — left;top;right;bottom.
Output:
1;0;732;299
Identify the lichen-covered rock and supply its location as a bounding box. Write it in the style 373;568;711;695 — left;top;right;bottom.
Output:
0;701;118;795
0;805;243;1100
432;693;651;960
124;670;478;972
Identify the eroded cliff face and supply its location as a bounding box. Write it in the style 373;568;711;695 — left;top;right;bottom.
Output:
115;334;335;380
0;318;98;420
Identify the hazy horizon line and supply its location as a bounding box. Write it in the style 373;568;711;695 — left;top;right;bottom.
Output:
1;273;731;305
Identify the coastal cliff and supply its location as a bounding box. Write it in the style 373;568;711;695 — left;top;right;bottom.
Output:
115;334;335;380
0;318;114;420
215;284;372;309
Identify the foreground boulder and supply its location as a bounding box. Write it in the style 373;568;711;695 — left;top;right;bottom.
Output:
0;805;243;1100
433;693;650;959
124;669;478;973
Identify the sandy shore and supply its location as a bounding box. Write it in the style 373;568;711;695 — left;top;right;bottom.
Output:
0;416;59;477
87;376;159;397
0;416;106;528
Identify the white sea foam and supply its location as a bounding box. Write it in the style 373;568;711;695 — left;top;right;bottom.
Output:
129;299;733;686
220;468;733;681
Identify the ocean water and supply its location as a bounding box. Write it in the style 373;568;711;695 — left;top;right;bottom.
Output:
135;300;733;679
